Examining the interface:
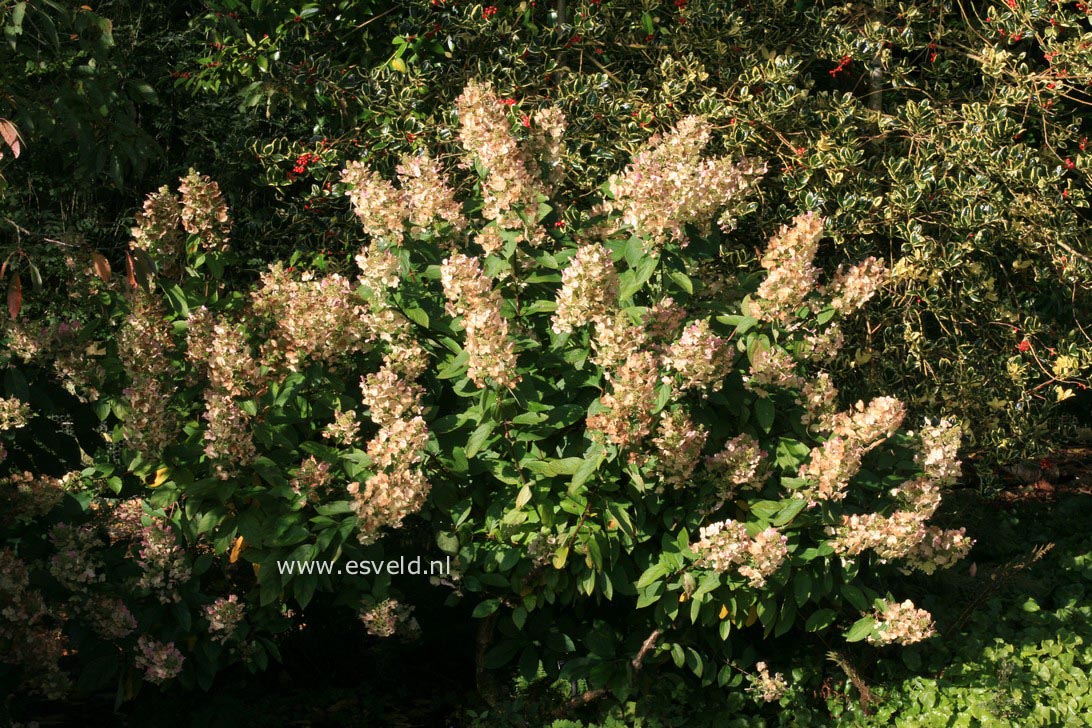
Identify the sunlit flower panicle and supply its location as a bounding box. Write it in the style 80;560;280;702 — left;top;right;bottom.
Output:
915;418;962;486
796;436;864;506
117;292;179;459
48;523;105;591
644;297;687;344
591;311;648;369
184;306;215;372
455;80;543;225
131;185;183;266
551;243;619;334
365;416;429;472
251;264;374;371
349;466;430;544
903;527;974;574
355;241;402;299
661;319;734;391
651;408;708;488
324;409;361;446
829;511;926;561
586;350;659;448
828;256;888;313
361;366;425;427
474;226;506;255
746;346;804;395
383;340;430;382
202;388;256;479
396;151;467;234
801;324;845;361
605;116;765;247
693;519;750;572
341;160;408;242
135;521;192;604
891;477;942;520
360;598;419;638
797;372;839;426
693;520;787;588
204;594;245;642
135;635;185;683
178;169;230;252
739;527;790;588
826;396;906;451
751;212;825;323
748;662;789;703
440;253;520;388
706;433;768;502
2;320;49;361
0;396;30;430
527;106;568;191
867;600;935;646
207;320;259;398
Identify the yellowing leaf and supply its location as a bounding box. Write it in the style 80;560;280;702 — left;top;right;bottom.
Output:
230;536;246;563
390;57;407;73
91;252;112;281
745;605;758;627
149;467;170;488
1054;386;1075;402
719;605;729;619
252;563;261;577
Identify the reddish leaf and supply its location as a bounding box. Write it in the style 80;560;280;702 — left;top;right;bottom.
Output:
7;274;21;319
125;252;138;289
0;120;20;158
91;252;112;281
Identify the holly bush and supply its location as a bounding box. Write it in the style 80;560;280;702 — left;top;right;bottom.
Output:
169;0;1092;470
3;84;973;713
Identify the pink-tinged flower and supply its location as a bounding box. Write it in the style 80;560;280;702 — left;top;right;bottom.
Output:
441;253;521;388
552;243;619;334
204;594;246;642
135;636;185;683
587;351;659;447
748;662;788;702
605;116;764;248
178;169;230;252
693;520;788;588
867;600;935;646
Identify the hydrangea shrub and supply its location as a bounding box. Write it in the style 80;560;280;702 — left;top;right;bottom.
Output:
1;82;973;707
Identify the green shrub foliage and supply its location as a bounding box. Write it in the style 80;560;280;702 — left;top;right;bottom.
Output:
2;84;972;706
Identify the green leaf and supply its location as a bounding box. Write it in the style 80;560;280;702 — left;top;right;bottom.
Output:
669;270;693;294
515;484;532;508
570;446;604;493
844;617;877;643
805;609;837;632
403;306;429;328
636;562;668;590
473;599;501;618
794;572;813;607
754;396;774;433
465;420;497;458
